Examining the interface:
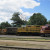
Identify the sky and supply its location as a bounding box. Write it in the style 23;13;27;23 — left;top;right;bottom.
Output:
0;0;50;23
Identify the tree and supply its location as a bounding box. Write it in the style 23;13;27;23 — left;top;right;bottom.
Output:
5;22;11;27
22;20;27;25
0;22;11;29
28;13;47;25
11;12;24;27
47;20;50;24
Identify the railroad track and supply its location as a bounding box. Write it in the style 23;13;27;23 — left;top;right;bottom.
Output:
0;46;49;50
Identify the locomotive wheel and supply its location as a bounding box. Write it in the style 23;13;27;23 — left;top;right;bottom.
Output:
45;34;47;37
41;34;45;37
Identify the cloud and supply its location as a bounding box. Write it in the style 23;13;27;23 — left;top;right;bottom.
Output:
19;11;33;20
0;11;12;23
18;9;33;20
0;0;40;23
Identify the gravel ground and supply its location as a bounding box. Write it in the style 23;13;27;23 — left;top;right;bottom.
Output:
0;40;50;49
0;48;17;50
0;48;25;50
0;35;50;49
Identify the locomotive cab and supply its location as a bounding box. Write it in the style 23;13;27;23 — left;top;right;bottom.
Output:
40;25;50;37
